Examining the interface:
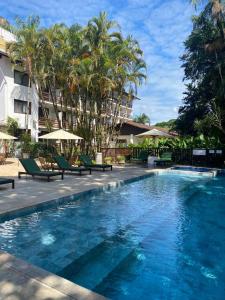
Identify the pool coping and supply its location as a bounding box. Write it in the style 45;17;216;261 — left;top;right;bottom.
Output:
0;251;107;300
0;171;157;223
0;167;220;300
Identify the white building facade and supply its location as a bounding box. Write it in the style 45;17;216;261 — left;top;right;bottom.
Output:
0;27;39;140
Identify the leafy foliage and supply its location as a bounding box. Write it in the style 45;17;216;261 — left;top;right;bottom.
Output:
6;117;19;136
7;13;146;152
176;2;225;141
129;134;222;149
133;113;150;124
154;119;176;129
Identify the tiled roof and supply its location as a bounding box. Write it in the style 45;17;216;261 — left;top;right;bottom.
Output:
124;120;151;130
120;120;178;136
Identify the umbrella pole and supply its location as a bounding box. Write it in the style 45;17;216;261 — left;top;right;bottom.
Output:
60;140;63;155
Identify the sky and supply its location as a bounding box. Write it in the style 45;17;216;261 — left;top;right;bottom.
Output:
1;0;196;124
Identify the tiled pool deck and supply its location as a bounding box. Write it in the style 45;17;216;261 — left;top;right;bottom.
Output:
0;160;156;300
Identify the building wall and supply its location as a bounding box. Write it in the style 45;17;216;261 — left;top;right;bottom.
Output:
0;63;7;124
0;55;39;140
116;134;143;145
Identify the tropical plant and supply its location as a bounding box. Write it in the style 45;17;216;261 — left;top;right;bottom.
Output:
6;117;19;136
18;132;33;154
155;119;176;129
7;17;41;132
116;155;125;164
129;135;222;149
176;1;225;143
104;156;113;164
7;13;146;152
133;113;150;125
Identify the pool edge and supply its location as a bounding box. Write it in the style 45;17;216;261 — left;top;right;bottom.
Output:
0;170;158;222
0;250;107;300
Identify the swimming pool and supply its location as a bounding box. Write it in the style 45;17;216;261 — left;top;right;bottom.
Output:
0;172;225;299
171;166;216;173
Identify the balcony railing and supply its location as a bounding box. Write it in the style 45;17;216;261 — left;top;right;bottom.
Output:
41;92;62;104
39;118;69;129
41;92;133;109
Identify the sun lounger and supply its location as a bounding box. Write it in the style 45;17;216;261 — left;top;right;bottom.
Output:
18;159;64;182
80;154;112;171
53;156;91;175
0;177;14;189
154;152;172;166
131;150;148;163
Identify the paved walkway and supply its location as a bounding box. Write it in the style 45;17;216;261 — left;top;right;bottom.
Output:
0;158;156;300
0;159;154;217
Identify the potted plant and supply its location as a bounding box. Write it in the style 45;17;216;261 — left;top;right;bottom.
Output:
104;156;112;165
117;155;125;164
18;133;32;158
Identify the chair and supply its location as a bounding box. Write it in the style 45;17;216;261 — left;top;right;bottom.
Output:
80;154;113;171
53;156;91;175
131;150;149;163
18;159;64;182
0;177;14;189
154;152;172;166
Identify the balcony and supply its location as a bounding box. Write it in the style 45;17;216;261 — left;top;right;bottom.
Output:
41;92;62;104
39;118;69;129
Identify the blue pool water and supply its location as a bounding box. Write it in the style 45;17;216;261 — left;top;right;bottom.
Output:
172;166;214;172
0;173;225;299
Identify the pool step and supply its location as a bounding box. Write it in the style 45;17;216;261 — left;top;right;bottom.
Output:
58;179;203;291
58;201;176;291
56;198;164;271
94;217;177;298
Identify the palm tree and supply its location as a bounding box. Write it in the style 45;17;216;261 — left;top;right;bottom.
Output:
8;13;146;153
133;113;150;125
7;16;41;133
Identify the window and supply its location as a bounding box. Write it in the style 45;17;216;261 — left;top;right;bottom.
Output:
62;111;67;121
14;99;31;114
38;107;49;118
14;70;29;86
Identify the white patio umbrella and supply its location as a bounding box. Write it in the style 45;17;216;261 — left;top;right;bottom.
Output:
39;129;83;140
0;131;17;140
39;129;83;153
0;131;17;156
136;128;174;139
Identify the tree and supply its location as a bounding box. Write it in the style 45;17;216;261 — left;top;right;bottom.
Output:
176;2;225;140
133;113;150;124
154;119;176;129
6;117;19;136
8;13;146;153
7;17;41;133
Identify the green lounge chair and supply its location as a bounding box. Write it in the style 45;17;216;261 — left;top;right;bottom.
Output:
131;150;148;163
80;154;112;171
0;177;15;189
53;156;91;175
154;152;172;166
18;159;64;182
